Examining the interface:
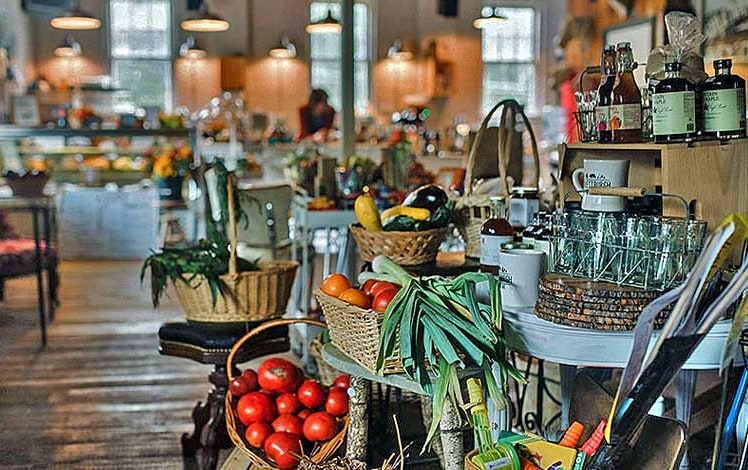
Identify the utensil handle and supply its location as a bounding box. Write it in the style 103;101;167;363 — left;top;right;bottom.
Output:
587;186;647;197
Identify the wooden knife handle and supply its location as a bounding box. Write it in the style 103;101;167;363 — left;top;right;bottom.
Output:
587;186;647;197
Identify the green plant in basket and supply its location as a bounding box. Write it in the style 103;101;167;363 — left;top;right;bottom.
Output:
141;160;261;308
370;255;525;452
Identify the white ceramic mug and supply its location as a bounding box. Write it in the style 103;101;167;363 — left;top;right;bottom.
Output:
498;248;545;309
572;159;630;212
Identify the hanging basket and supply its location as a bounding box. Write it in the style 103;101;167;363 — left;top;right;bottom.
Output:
349;224;448;266
225;318;348;468
455;99;540;258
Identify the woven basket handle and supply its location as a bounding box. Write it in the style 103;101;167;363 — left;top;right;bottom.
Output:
464;99;541;197
226;318;328;380
227;172;238;278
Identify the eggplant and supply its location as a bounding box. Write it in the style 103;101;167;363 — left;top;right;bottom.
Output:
402;184;448;212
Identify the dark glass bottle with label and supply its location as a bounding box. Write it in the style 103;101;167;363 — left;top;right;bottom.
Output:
702;59;747;140
610;42;643;143
596;45;617;143
652;62;697;143
480;197;514;275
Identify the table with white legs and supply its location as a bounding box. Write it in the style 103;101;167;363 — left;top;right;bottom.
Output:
503;307;747;469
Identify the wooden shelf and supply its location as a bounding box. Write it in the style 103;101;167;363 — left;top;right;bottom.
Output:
565;139;746;152
19;147;149;157
0;126;192;139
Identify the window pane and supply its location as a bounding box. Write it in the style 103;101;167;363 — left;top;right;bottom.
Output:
354;62;369;115
353;4;368;61
311;33;341;60
481;7;535;62
112;59;172;112
110;0;171;59
482;63;535;114
311;60;341;111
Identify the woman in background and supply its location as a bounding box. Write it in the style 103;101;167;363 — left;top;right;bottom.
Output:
297;89;336;142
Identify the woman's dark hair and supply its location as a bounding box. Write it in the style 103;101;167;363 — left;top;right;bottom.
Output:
309;88;329;105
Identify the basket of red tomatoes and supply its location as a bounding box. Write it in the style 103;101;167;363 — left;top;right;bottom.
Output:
225;318;350;469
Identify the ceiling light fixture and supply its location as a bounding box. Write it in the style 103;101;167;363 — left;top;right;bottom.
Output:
473;6;507;29
305;9;342;34
54;33;82;57
181;1;229;33
179;36;207;59
387;39;413;61
50;1;101;30
269;36;297;59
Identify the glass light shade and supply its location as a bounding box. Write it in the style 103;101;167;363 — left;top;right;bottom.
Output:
473;6;507;29
306;10;341;34
269;36;297;59
387;39;413;61
54;34;82;57
181;6;229;32
179;36;207;59
50;9;101;30
184;48;207;59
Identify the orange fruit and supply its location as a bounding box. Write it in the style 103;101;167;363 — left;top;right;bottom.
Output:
338;288;371;309
321;273;351;298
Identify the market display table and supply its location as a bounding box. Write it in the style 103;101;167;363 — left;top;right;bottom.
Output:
503;307;746;469
0;196;56;346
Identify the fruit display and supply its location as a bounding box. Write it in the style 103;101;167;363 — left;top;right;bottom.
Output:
321;272;402;313
353;184;454;232
229;357;350;469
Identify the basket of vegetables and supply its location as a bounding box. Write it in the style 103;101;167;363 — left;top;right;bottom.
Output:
351;184;453;266
142;164;298;322
225;318;350;469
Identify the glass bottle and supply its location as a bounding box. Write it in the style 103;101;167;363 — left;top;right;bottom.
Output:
508;187;539;239
702;59;747;140
652;62;697;143
522;212;542;247
480;197;514;275
596;45;617;143
610;42;643;143
533;213;553;270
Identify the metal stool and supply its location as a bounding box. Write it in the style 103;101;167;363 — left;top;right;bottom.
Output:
158;320;290;470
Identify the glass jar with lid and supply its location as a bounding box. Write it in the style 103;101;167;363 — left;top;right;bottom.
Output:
508;187;540;237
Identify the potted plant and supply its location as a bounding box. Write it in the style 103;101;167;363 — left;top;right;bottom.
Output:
142;162;298;322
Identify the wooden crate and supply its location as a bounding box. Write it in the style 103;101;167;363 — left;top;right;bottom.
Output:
558;139;748;233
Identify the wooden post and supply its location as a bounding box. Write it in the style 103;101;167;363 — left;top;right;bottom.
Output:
439;398;464;470
346;376;369;460
226;172;238;278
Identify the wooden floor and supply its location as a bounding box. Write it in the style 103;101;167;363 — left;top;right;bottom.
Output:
0;261;214;469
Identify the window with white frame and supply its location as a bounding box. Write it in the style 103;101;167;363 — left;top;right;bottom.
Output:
109;0;173;112
481;7;537;115
309;2;370;116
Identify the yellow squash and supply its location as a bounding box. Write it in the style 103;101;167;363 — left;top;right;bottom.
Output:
380;206;431;225
354;194;382;231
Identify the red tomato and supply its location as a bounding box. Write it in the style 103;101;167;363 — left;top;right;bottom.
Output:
302;411;338;442
332;374;350;390
236;391;277;425
264;432;302;469
372;288;398;312
276;393;302;415
297;380;327;409
244;421;273;449
241;369;259;391
257;358;301;394
229;376;252;397
325;387;349;417
272;414;304;436
361;279;378;296
297;409;312;420
370;281;399;298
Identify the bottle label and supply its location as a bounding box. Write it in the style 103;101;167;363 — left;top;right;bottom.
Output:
480;234;513;267
596;105;610;132
609;103;642;130
704;88;747;132
652;91;696;135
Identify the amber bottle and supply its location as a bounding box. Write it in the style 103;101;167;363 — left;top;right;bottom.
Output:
702;59;747;140
653;62;697;143
480;197;514;275
596;45;617;143
610;42;643;143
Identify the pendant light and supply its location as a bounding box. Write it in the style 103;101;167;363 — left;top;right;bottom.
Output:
473;6;507;29
269;36;297;59
306;9;342;34
50;1;101;30
54;33;82;57
181;1;229;33
387;39;413;61
179;36;207;60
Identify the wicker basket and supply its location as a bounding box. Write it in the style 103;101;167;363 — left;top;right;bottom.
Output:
174;259;298;322
309;335;342;387
349;224;448;266
315;288;402;374
225;318;348;468
456;99;540;259
174;172;298;323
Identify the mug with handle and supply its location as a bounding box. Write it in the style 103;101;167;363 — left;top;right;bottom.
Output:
572;159;630;212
